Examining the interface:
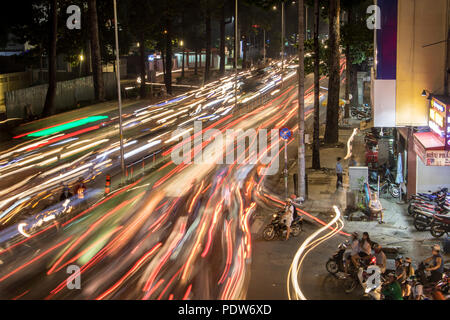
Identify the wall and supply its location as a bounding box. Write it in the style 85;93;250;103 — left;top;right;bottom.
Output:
396;0;449;126
416;155;450;193
5;72;117;119
0;71;32;114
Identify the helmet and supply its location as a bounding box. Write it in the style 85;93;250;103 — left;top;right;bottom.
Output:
395;255;404;263
432;244;441;252
352;232;359;238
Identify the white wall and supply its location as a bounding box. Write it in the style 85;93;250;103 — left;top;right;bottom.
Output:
373;79;396;127
416;155;450;193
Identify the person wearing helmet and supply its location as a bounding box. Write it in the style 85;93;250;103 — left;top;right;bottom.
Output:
423;244;444;283
382;272;403;300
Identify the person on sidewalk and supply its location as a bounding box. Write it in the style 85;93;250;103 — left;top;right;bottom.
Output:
368;192;384;223
335;157;343;189
348;156;357;168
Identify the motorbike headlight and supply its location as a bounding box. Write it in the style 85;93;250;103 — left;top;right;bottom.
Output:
273;214;277;218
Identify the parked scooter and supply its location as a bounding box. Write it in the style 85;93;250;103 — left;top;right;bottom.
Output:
430;214;450;238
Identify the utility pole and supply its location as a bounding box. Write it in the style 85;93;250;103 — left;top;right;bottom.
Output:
263;29;266;64
281;1;285;76
113;0;125;179
235;0;238;109
297;0;306;200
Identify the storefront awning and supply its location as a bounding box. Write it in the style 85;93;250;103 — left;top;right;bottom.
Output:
413;132;444;150
413;132;449;166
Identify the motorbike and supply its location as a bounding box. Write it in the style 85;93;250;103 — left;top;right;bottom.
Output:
413;206;449;231
325;241;349;275
262;211;302;241
342;255;378;294
430;214;450;238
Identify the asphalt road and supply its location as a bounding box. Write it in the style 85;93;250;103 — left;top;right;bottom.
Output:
0;59;346;300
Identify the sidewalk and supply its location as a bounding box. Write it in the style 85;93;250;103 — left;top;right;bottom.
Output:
299;118;450;263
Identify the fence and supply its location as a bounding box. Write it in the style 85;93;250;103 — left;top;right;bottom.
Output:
0;71;32;114
5;72;118;119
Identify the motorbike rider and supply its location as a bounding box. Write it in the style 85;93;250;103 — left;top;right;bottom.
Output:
405;275;424;300
382;272;404;300
394;256;408;296
281;199;295;241
373;244;387;274
423;244;444;283
345;232;360;274
351;232;372;268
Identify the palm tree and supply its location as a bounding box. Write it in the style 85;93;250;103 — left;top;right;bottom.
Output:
324;0;341;144
42;0;57;117
312;0;320;169
297;0;306;199
88;0;105;102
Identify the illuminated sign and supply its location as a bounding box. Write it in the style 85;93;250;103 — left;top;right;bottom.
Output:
432;100;445;112
148;55;154;61
429;97;449;151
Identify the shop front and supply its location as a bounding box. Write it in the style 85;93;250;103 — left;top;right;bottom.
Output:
412;96;450;193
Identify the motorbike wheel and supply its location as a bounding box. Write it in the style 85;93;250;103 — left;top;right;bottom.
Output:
343;277;357;293
291;225;301;237
326;259;339;274
263;226;276;241
430;223;446;238
413;217;429;231
389;185;400;198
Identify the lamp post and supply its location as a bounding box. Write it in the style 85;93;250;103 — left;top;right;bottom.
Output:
113;0;126;179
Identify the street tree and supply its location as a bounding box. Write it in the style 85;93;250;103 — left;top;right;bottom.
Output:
324;0;340;144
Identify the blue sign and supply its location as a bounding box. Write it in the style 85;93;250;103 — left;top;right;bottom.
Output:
280;127;292;140
148;55;155;62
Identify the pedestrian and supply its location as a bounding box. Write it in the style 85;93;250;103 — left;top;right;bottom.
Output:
348;156;357;167
336;157;343;189
60;184;73;201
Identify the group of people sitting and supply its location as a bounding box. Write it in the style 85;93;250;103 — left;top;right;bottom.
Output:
345;232;446;300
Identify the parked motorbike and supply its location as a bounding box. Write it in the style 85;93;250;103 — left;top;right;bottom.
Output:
430;214;450;238
413;206;449;231
262;211;302;241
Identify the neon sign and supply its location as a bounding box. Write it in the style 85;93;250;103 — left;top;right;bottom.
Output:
433;100;445;112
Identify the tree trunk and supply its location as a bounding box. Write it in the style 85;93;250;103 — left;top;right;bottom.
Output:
324;0;340;145
242;35;247;70
219;3;226;75
165;19;173;95
297;0;306;199
204;0;211;83
350;62;358;112
42;0;57;117
88;0;105;101
139;33;147;98
194;48;198;75
344;43;350;118
182;48;185;78
312;0;320;170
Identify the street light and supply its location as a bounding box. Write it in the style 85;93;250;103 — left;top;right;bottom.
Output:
113;0;126;179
